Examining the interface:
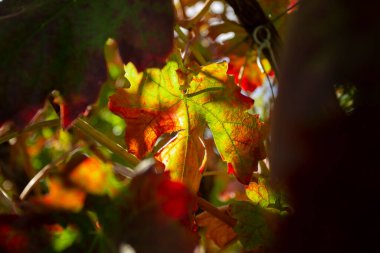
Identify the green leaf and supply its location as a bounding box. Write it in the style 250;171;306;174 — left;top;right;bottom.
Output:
246;181;270;208
231;201;273;251
51;226;78;252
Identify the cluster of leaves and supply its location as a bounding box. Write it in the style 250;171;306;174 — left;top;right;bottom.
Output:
0;155;198;253
0;0;297;252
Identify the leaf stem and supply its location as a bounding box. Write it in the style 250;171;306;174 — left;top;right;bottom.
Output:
180;0;215;29
19;144;82;200
174;25;207;65
18;133;41;195
73;118;139;168
178;0;188;20
197;196;237;227
0;186;18;213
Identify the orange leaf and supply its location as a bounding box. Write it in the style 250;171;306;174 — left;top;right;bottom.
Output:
68;156;120;196
34;177;86;212
196;207;237;248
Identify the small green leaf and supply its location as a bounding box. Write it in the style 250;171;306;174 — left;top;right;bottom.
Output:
51;226;79;252
246;179;270;207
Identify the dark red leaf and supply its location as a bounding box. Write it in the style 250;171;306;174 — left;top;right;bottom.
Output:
0;0;174;128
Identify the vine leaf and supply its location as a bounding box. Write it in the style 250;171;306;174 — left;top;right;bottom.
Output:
67;156;122;196
196;206;237;248
109;60;266;191
227;54;271;93
33;177;86;212
32;154;121;212
246;178;271;208
231;201;273;251
0;0;174;128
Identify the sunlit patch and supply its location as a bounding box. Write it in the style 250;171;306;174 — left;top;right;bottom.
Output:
119;243;136;253
185;1;204;17
210;1;224;14
215;32;235;44
113;125;123;136
225;5;239;22
334;83;357;115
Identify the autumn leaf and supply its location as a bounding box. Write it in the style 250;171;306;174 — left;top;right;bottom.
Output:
227;54;271;92
109;60;266;190
0;0;174;128
33;177;86;212
196;206;237;248
246;179;271;208
68;156;122;196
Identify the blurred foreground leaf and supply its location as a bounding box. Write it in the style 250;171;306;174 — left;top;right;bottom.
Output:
0;0;174;128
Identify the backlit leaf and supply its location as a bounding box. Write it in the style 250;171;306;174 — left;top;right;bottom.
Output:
246;180;270;207
109;61;266;189
196;206;237;248
68;156;122;196
227;54;271;93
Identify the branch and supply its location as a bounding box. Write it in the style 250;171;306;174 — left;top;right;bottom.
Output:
179;0;215;29
174;25;207;65
197;196;237;227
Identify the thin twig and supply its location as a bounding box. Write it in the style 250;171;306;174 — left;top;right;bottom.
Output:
197;196;237;227
0;186;18;213
238;50;250;88
178;0;188;20
19;144;82;200
179;0;215;29
272;0;301;23
174;25;207;65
